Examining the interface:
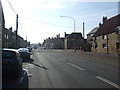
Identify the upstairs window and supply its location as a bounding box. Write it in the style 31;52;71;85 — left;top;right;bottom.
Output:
95;37;98;40
102;35;108;40
116;26;120;34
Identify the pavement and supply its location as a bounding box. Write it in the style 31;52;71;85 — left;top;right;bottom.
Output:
53;49;119;67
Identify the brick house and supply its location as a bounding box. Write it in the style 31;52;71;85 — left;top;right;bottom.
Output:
92;14;120;55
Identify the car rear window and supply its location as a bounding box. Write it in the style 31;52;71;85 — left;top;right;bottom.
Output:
18;49;29;53
2;50;17;59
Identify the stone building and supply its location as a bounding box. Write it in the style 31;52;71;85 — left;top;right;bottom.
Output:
92;14;120;55
64;32;84;50
87;27;99;42
0;1;5;48
43;35;64;49
2;27;28;49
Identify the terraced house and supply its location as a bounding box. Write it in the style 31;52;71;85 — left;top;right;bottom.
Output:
92;14;120;55
0;1;5;48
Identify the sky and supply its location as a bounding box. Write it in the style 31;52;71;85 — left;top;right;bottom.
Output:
1;0;119;44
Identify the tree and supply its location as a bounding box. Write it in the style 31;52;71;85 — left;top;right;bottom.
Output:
38;43;41;47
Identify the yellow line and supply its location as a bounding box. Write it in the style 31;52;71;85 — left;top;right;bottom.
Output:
96;76;120;89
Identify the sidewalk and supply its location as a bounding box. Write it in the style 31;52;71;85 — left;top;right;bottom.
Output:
55;49;119;67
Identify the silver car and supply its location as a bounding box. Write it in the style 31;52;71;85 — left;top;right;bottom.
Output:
18;48;31;62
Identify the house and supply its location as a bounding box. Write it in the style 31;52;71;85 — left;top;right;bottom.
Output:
0;1;5;48
43;35;64;49
92;14;120;55
2;27;28;49
64;32;84;50
87;27;99;42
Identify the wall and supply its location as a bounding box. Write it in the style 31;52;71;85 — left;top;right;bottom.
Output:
92;32;119;55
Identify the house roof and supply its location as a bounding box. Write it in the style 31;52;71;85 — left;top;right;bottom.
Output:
66;32;83;39
87;27;99;35
94;14;120;37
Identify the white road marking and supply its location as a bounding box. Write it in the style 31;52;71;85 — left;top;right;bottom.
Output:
67;63;86;70
96;76;120;89
58;58;66;62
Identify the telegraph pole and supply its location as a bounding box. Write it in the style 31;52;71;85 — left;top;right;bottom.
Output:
83;22;85;38
16;14;18;48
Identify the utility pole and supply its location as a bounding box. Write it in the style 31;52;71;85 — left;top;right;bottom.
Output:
16;14;18;48
83;22;85;38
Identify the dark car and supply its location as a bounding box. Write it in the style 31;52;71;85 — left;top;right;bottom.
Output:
2;48;23;77
18;48;31;62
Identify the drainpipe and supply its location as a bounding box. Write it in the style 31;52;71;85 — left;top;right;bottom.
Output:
107;35;109;54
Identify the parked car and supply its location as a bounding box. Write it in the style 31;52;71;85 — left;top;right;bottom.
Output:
27;47;32;52
2;48;23;77
18;48;31;62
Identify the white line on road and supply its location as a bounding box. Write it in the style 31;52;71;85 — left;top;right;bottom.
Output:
58;58;66;62
96;76;120;89
67;63;86;70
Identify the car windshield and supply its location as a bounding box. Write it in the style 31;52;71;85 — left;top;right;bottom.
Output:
2;50;17;59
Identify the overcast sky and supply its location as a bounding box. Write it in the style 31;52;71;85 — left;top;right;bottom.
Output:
1;0;119;44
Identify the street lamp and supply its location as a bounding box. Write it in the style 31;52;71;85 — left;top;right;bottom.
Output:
60;16;76;32
60;16;76;51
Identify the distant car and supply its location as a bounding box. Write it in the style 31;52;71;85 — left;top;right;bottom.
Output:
18;48;31;62
2;48;23;77
34;46;37;49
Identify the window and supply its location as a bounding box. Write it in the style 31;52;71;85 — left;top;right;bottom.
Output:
2;50;17;59
116;26;120;34
95;44;98;48
91;34;94;37
116;42;120;50
103;44;107;48
90;39;93;41
102;35;108;40
6;35;9;39
4;34;6;39
4;34;9;39
95;37;98;40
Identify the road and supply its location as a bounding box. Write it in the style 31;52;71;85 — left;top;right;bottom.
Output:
2;49;119;89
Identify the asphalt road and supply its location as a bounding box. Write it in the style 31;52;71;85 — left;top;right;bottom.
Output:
2;49;119;89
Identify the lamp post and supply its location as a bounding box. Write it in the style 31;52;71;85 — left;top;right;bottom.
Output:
60;16;76;32
60;16;76;51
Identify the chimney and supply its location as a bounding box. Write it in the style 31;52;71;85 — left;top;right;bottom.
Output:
58;34;60;38
99;22;102;27
9;27;12;32
103;16;107;23
64;32;66;37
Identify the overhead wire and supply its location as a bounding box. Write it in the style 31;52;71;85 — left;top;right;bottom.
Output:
19;15;72;29
6;0;16;15
5;0;72;30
